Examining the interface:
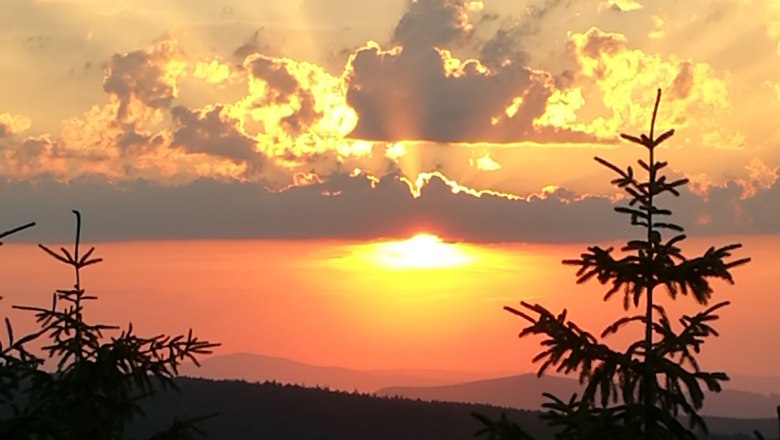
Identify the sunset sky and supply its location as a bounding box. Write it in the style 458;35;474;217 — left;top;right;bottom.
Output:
1;0;779;376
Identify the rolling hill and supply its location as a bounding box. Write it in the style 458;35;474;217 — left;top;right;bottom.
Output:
129;377;776;440
376;373;780;419
179;353;780;420
179;352;502;392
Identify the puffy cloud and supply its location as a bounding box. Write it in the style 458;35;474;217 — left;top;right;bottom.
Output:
478;28;529;68
345;41;595;143
0;113;59;178
739;158;778;199
102;39;186;120
568;27;740;147
0;113;32;137
170;105;265;176
392;0;475;48
0;0;772;219
0;38;373;188
342;0;601;144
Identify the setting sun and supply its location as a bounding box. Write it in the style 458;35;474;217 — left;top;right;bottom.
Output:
372;233;474;269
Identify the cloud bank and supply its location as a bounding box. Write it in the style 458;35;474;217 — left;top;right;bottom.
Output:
1;0;779;242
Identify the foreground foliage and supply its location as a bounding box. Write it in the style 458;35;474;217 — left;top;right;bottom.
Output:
0;211;218;439
477;90;751;439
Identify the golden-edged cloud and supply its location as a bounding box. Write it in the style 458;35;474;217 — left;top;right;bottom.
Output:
344;40;597;143
0;0;775;215
0;113;32;137
568;27;738;147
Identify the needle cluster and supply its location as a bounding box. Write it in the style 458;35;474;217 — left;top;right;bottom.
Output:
477;90;750;440
0;211;218;439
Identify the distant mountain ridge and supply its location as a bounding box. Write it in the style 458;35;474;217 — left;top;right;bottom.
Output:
179;352;500;392
179;353;780;419
376;373;780;419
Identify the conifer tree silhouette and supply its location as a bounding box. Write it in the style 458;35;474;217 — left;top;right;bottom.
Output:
476;89;750;439
0;211;218;439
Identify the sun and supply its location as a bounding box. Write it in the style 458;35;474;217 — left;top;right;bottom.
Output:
372;233;473;269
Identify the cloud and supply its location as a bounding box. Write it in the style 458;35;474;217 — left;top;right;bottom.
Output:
102;39;186;120
567;27;739;146
170;105;266;176
3;167;779;244
0;0;773;228
392;0;475;48
0;113;32;138
345;40;596;143
0;38;372;189
341;0;604;144
0;173;625;243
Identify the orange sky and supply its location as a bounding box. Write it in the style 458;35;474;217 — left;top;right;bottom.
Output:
0;234;767;376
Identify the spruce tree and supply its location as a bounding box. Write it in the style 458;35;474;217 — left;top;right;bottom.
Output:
0;211;218;439
477;89;750;439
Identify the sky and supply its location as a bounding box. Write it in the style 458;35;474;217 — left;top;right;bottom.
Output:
1;0;780;241
0;0;779;375
1;235;775;376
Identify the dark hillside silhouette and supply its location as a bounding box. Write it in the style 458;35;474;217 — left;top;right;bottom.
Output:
127;377;772;440
379;373;576;413
179;352;490;392
377;373;780;419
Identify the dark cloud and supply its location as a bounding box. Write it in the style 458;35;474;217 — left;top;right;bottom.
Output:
478;0;573;68
478;28;529;68
102;41;180;119
346;43;594;143
170;105;265;175
246;55;321;134
248;56;299;99
344;0;596;143
0;174;619;243
392;0;472;48
3;171;777;244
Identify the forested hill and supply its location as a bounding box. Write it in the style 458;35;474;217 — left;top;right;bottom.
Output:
127;378;775;439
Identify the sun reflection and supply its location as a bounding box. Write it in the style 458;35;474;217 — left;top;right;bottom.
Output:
371;233;474;269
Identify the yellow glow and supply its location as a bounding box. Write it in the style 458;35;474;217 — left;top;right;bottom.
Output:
193;59;232;84
465;1;484;12
472;152;501;171
533;87;584;129
0;113;31;134
321;236;542;345
370;233;474;269
385;142;406;160
504;96;524;118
